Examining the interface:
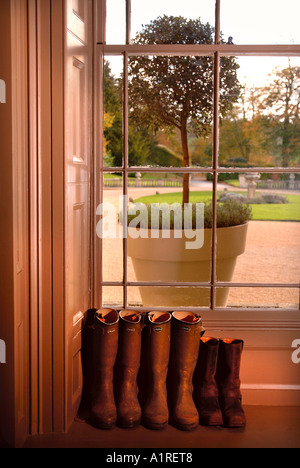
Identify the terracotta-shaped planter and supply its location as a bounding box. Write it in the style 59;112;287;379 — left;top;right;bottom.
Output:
127;223;248;307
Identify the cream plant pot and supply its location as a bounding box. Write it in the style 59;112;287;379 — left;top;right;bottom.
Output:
127;223;248;308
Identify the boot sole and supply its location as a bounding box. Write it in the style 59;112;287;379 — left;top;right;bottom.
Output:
90;419;116;431
118;419;141;429
142;419;169;431
174;422;199;432
199;416;224;427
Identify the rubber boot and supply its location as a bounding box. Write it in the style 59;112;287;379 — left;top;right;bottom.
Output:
142;312;172;430
169;311;205;431
193;337;223;426
90;308;119;430
216;338;246;428
116;310;143;428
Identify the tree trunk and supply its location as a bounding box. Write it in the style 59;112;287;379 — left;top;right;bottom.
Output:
181;119;190;205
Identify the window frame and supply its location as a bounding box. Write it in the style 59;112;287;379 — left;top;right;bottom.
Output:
96;0;300;313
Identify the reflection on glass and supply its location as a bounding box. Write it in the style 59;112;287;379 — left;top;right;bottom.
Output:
216;173;300;284
220;57;300;168
218;287;299;309
127;286;211;308
221;0;300;45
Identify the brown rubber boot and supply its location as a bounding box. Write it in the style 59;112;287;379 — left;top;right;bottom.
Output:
116;310;143;428
216;338;246;428
142;312;172;430
193;337;223;426
90;309;119;430
169;311;205;431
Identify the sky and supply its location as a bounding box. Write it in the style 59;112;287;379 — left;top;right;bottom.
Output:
105;0;300;86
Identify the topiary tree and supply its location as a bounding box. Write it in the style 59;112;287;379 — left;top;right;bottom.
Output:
129;15;241;204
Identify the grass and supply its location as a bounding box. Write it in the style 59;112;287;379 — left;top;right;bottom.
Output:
134;191;300;222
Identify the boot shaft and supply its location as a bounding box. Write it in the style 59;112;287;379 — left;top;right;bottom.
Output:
118;310;143;369
216;338;244;392
93;308;119;369
171;312;205;377
145;312;172;376
195;337;219;389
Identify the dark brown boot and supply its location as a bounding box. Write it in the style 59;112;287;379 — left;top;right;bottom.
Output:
193;337;223;426
90;309;119;430
142;312;172;430
116;310;143;428
216;338;246;428
170;311;205;431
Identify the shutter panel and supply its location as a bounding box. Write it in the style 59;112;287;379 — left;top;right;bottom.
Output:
65;0;93;428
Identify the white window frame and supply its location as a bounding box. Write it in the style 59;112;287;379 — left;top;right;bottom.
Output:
95;0;300;314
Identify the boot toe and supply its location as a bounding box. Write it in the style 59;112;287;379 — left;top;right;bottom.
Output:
173;409;199;431
142;411;169;430
223;412;246;428
118;406;142;429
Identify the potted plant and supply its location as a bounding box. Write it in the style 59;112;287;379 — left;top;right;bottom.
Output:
126;200;252;308
123;16;248;308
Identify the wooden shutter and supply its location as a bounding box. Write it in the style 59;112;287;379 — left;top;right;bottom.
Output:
65;0;93;429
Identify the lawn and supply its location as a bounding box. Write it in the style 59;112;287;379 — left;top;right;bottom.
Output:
134;191;300;222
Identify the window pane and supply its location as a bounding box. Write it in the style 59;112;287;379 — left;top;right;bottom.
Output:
221;0;300;45
104;56;123;167
106;0;126;44
101;173;124;283
102;286;123;309
217;287;299;309
216;174;300;287
128;55;215;168
131;0;216;43
126;172;214;292
219;56;300;168
128;286;211;308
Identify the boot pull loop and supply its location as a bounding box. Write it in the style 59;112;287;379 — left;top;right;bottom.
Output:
139;311;147;330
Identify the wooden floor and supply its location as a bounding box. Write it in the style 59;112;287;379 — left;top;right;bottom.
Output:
23;406;300;449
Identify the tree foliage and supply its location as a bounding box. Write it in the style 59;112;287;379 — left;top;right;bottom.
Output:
128;15;241;203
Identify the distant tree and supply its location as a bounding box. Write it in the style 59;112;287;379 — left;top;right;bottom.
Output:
129;15;241;204
261;64;300;167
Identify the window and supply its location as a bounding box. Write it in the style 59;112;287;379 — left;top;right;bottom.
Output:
98;0;300;312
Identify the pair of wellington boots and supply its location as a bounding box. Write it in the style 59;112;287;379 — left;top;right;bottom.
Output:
90;308;143;429
139;310;205;431
193;337;246;428
89;309;205;431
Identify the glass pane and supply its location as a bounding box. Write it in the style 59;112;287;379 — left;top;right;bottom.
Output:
216;173;300;287
221;0;300;45
100;173;124;283
102;286;123;309
126;172;216;293
104;56;123;167
106;0;126;44
219;56;300;168
128;286;211;308
131;0;216;43
128;56;216;167
217;287;299;309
